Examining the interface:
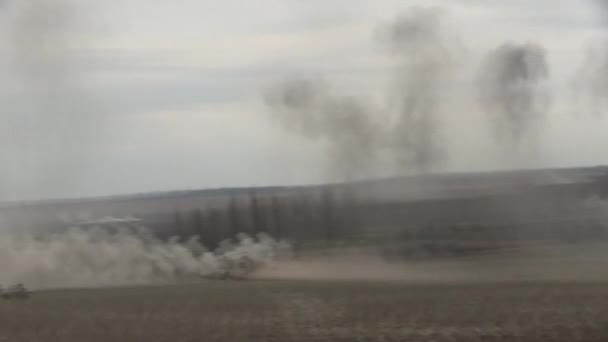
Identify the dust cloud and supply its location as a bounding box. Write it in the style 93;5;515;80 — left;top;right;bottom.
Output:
256;243;608;284
0;228;291;290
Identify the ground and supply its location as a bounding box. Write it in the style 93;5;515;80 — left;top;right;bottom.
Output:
1;279;608;342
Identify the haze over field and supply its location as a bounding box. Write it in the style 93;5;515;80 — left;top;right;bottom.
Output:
3;4;608;342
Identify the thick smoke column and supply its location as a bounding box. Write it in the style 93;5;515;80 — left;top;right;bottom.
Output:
573;0;608;116
266;78;380;180
266;8;457;178
0;228;291;289
0;0;106;199
574;44;608;116
478;43;550;147
380;7;453;173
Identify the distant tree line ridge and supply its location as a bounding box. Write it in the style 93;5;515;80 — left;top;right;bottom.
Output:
2;168;608;254
148;182;608;250
162;188;357;249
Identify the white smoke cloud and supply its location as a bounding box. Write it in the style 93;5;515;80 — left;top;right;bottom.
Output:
0;227;292;290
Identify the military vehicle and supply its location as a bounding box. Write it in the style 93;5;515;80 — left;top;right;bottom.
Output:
1;283;30;300
205;255;258;281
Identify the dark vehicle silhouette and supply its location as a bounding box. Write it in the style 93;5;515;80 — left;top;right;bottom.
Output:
1;283;30;300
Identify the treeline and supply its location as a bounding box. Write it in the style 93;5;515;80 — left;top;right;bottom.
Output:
152;188;359;248
24;177;608;254
139;185;608;250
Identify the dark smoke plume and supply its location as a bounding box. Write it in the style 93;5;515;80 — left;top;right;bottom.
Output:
0;0;106;200
478;42;550;148
574;44;608;116
266;78;380;180
379;7;453;173
573;1;608;116
266;8;456;178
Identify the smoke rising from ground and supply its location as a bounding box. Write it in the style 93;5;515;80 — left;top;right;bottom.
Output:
380;7;453;173
573;1;608;116
478;42;550;149
0;0;107;200
266;8;455;179
0;228;291;290
266;78;380;179
574;44;608;116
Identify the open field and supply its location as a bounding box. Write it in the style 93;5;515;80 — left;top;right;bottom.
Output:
2;278;608;342
3;244;608;342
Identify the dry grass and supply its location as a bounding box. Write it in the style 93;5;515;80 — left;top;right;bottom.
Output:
1;280;608;341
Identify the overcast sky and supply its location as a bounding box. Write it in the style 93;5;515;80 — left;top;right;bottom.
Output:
0;0;607;200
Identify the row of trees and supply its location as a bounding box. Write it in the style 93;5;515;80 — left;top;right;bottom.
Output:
158;188;608;250
86;180;608;252
164;189;358;248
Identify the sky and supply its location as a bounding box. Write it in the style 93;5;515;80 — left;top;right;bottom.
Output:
0;0;607;200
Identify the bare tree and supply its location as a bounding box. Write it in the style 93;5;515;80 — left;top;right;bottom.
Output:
228;195;241;237
249;191;264;235
173;210;186;241
270;194;283;238
192;208;204;239
204;209;221;250
321;188;336;242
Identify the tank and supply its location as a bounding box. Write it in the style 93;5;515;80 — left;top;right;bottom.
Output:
1;283;30;300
